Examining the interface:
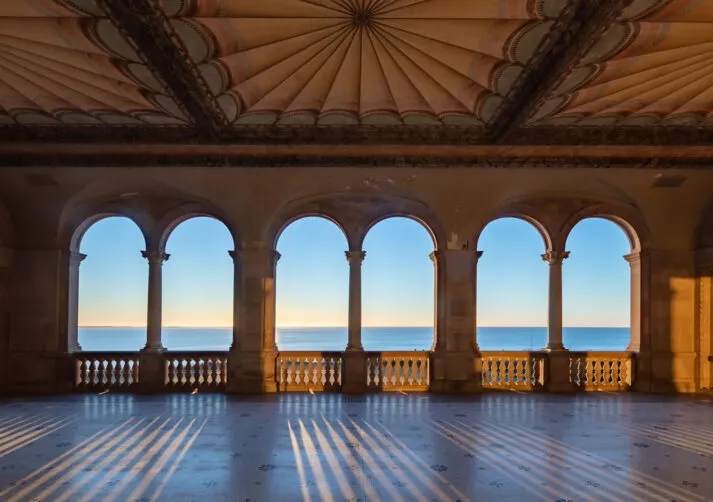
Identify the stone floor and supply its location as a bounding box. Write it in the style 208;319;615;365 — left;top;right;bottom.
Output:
0;393;710;502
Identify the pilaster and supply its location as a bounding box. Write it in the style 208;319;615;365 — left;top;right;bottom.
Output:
430;248;482;393
0;247;11;394
227;244;279;393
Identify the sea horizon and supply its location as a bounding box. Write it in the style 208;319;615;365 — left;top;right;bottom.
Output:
78;325;631;352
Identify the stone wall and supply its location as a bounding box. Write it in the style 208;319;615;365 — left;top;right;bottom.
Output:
0;167;711;393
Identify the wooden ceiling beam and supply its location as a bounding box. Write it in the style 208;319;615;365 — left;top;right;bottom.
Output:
97;0;228;135
487;0;632;142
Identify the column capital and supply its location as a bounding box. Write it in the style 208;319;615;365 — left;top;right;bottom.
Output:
623;251;642;265
345;250;366;264
69;251;87;267
230;248;280;262
142;250;170;264
542;250;570;265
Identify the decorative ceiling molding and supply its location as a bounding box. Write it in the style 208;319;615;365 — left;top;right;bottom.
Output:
95;0;228;134
0;0;188;126
531;0;713;127
164;0;565;126
488;0;632;141
4;124;713;146
1;142;712;168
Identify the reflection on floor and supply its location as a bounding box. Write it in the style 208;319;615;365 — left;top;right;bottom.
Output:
0;393;710;501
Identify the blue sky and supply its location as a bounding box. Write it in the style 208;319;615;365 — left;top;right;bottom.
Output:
78;215;630;328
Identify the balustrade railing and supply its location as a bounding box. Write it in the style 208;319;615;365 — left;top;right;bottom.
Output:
164;352;228;392
569;351;633;391
73;350;635;393
276;352;343;391
366;352;430;391
75;353;139;391
481;351;546;390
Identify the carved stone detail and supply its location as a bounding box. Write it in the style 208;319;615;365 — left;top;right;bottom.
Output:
141;250;170;264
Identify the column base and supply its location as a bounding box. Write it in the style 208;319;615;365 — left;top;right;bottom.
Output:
544;349;575;393
227;349;278;393
342;350;367;394
430;350;483;394
137;350;166;394
141;345;166;354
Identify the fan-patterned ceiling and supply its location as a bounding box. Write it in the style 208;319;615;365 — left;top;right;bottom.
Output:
0;0;187;125
531;0;713;127
167;0;566;126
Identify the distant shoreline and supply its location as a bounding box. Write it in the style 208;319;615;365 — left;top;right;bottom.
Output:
79;325;630;329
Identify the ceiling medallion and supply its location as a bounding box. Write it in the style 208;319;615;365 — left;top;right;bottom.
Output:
350;4;375;29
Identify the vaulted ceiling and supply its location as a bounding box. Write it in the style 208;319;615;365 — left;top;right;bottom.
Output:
1;0;713;167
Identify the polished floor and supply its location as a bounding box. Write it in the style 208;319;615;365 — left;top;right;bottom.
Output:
0;393;710;501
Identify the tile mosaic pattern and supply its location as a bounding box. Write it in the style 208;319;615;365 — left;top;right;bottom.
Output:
0;393;711;501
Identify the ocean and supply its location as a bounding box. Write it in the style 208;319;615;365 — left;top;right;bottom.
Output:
78;326;630;352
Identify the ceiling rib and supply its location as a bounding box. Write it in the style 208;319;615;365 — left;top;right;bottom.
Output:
96;0;228;136
487;0;632;142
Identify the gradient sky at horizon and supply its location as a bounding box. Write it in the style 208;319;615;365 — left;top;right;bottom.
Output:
77;216;630;328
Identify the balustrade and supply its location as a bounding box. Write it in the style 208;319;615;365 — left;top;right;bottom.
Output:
276;352;343;391
569;352;633;391
73;350;634;393
481;351;546;390
366;352;430;391
164;352;228;391
75;353;139;390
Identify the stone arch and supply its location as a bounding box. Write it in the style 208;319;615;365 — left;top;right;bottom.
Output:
476;212;553;253
559;202;649;355
360;213;439;251
154;203;240;252
560;203;648;253
60;198;152;254
272;213;350;251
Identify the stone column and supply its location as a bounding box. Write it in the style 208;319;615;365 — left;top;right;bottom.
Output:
138;250;169;394
542;250;574;392
227;245;280;393
141;250;169;352
542;251;569;351
228;250;241;351
625;252;642;352
345;250;366;352
430;251;445;352
342;250;367;393
67;251;86;353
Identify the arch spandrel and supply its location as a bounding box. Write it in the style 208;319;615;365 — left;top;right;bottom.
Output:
560;202;650;254
153;202;241;252
475;201;556;253
266;192;446;253
65;207;150;254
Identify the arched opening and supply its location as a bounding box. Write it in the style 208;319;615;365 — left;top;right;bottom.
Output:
275;216;349;351
162;217;234;351
362;217;435;351
476;217;549;350
77;217;147;351
563;218;631;351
